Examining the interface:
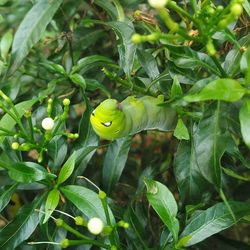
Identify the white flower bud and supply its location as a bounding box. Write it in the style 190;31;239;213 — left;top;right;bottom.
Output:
148;0;168;9
87;217;104;235
41;117;54;130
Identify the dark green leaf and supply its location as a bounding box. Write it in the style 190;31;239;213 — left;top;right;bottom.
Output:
8;0;63;75
0;194;45;249
69;73;86;90
8;162;55;183
166;44;220;75
179;201;250;247
106;20;136;76
184;79;246;102
174;141;210;203
240;47;250;83
239;98;250;148
144;179;179;242
102;136;132;194
0;183;18;213
71;55;115;74
193;103;232;187
60;185;115;223
43;188;60;223
57;152;76;185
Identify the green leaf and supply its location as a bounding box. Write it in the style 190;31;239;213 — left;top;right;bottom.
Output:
174;118;190;140
43;188;60;223
137;49;160;92
60;185;115;223
222;167;250;181
224;34;250;77
71;55;115;74
170;76;183;99
8;0;63;75
239;98;250;148
144;179;179;242
102;136;132;194
0;194;45;249
174;141;210;203
184;79;246;102
166;44;220;75
8;162;55;183
0;30;13;61
57;152;76;185
0;183;18;213
193;103;232;187
240;46;250;83
69;73;86;90
106;20;136;76
85;78;111;97
179;201;250;247
0;99;38;144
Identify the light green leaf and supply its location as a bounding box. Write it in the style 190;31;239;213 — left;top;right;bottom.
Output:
69;73;86;90
102;136;132;194
144;179;179;242
179;201;250;247
8;0;63;75
171;76;183;99
239;98;250;149
43;188;60;223
0;30;13;61
184;79;246;102
240;47;250;83
174;118;190;140
57;152;76;185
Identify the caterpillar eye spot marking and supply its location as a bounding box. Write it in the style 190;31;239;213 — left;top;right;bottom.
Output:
101;121;112;127
92;110;95;116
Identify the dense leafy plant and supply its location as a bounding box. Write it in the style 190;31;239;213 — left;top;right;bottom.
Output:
0;0;250;249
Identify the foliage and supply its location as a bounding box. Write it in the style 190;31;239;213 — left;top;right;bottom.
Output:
0;0;250;249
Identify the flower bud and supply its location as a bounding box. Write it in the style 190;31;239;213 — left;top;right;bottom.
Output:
75;216;87;226
42;117;54;130
63;98;70;106
11;142;19;150
60;239;69;248
87;217;104;235
148;0;168;9
131;33;142;44
230;3;243;17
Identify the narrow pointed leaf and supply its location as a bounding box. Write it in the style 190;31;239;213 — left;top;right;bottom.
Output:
144;179;179;242
179;201;250;247
102;136;132;194
239;98;250;148
57;152;76;185
8;0;63;75
0;183;18;213
0;194;45;249
43;188;60;223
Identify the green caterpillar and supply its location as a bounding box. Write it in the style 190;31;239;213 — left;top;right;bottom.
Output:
90;95;177;140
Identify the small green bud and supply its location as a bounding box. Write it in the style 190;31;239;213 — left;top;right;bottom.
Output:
98;190;107;200
19;143;33;151
117;220;129;228
111;246;118;250
55;218;64;227
73;133;79;139
216;5;224;12
63;98;70;106
123;222;129;229
24;110;31;118
11;142;19;150
148;0;168;9
131;34;142;44
146;32;160;41
102;225;113;235
48;98;53;104
206;40;216;56
218;19;228;29
60;239;69;248
74;216;87;226
230;3;243;17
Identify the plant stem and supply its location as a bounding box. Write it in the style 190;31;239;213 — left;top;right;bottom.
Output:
67;239;109;249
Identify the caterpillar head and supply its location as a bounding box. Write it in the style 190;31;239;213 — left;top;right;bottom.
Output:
90;99;125;140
